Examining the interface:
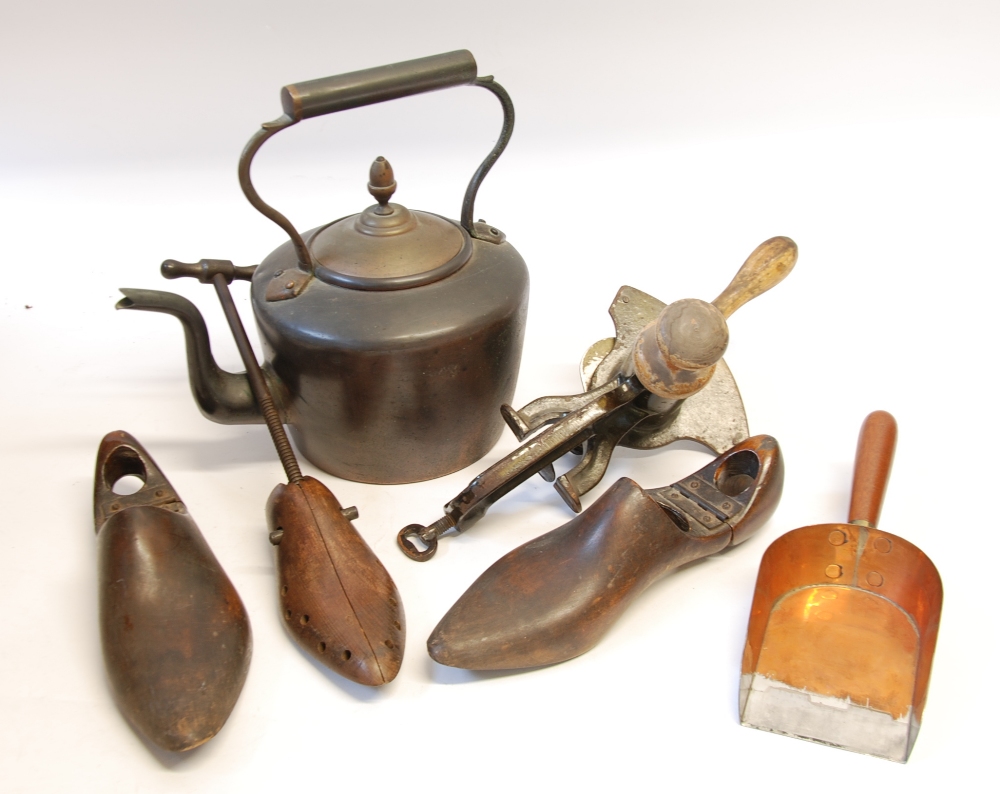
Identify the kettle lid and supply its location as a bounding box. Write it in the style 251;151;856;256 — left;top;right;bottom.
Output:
309;157;473;291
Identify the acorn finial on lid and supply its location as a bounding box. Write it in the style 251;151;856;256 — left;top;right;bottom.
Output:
368;156;397;214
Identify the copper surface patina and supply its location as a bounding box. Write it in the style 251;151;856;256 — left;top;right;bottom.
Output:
740;411;944;762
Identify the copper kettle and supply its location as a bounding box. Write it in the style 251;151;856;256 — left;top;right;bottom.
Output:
119;51;528;484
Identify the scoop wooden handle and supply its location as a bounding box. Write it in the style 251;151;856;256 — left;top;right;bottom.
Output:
848;410;897;526
711;236;798;319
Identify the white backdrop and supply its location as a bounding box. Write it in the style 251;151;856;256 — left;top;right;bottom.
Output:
1;1;997;791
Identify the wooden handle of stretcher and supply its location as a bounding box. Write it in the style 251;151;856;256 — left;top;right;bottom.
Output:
711;236;798;319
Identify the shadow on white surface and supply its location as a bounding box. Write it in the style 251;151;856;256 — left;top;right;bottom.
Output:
426;656;552;685
147;432;292;471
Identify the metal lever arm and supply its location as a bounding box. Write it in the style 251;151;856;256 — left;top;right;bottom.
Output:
210;275;302;484
397;377;647;561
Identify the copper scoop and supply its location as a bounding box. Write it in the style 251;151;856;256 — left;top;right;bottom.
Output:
162;258;405;686
739;411;943;762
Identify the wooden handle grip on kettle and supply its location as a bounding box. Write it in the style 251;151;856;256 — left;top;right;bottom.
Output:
712;236;798;319
281;50;478;121
848;410;897;527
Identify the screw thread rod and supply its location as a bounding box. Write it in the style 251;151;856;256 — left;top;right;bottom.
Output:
212;274;303;484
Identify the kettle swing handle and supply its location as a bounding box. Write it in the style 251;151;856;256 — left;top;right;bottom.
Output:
237;50;514;291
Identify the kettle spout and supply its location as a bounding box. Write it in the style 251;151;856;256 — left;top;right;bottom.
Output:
117;288;268;425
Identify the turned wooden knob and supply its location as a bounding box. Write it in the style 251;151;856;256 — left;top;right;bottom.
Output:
632;299;728;400
632;236;797;400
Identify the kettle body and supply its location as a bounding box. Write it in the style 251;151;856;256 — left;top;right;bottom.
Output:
253;222;528;483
